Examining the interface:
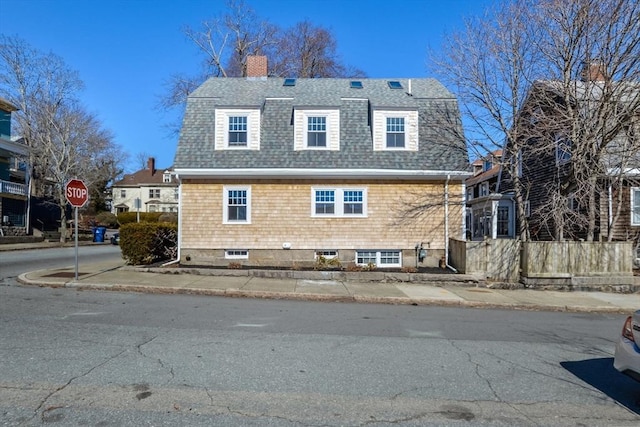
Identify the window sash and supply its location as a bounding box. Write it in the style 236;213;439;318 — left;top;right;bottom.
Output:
227;189;248;221
356;250;402;267
315;190;335;214
343;190;363;214
313;188;366;217
307;116;327;147
228;116;248;146
225;250;248;259
386;117;405;148
497;206;510;236
633;189;640;225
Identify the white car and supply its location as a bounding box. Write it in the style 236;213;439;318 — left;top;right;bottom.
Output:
614;309;640;382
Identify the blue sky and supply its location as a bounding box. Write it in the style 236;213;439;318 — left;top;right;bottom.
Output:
0;0;493;171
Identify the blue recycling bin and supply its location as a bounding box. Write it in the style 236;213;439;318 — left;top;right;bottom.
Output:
93;226;107;242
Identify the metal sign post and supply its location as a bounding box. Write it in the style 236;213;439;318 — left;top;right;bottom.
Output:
74;206;79;280
65;179;89;281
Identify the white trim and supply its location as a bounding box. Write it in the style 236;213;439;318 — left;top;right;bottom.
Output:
176;168;472;180
372;110;419;151
355;250;402;268
631;188;640;226
311;187;367;218
223;185;251;224
225;250;249;259
215;108;261;150
294;109;340;151
315;250;338;260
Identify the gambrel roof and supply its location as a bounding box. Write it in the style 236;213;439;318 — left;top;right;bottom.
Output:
175;78;469;178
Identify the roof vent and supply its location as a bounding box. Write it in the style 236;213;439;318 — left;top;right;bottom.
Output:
388;81;403;89
283;78;296;87
350;81;363;89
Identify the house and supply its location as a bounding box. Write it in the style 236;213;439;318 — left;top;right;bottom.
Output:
173;57;470;269
465;150;516;240
110;157;178;215
0;98;29;235
499;62;640;251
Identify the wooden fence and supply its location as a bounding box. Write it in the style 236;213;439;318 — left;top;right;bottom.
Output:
450;239;633;285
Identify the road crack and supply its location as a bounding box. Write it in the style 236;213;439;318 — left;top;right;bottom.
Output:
30;348;126;423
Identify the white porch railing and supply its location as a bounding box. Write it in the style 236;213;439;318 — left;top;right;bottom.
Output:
0;179;27;196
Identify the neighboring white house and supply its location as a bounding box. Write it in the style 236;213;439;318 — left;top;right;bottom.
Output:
111;157;178;215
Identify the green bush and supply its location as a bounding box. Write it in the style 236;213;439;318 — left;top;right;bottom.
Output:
119;222;177;265
95;211;119;228
117;212;163;225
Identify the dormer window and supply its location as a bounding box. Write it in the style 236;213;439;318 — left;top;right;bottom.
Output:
294;109;340;151
228;116;248;146
386;117;405;148
163;172;172;183
307;116;327;147
214;109;261;150
483;160;492;172
373;110;418;151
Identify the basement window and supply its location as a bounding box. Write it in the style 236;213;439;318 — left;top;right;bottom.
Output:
225;250;248;259
356;250;401;268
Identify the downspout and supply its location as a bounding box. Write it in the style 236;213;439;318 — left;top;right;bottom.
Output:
161;175;181;267
444;174;458;272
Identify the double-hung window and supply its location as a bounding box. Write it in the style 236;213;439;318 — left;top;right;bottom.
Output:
312;188;366;217
149;189;160;199
228;116;248;146
307;116;327;147
386;117;405;148
224;186;251;223
343;190;363;214
632;188;640;226
555;133;571;164
315;190;335;215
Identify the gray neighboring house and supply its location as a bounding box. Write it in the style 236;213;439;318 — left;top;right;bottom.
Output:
174;57;470;269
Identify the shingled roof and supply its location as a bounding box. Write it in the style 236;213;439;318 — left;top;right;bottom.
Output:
174;77;469;175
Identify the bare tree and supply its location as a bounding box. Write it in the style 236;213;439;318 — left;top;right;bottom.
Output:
431;0;640;242
0;35;124;241
160;0;278;120
160;0;365;133
531;0;640;241
133;151;154;171
430;0;543;241
272;20;365;78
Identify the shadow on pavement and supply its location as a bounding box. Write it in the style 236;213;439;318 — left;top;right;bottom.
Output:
561;358;640;415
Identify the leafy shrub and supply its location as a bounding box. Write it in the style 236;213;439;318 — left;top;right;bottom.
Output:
95;211;119;228
117;212;163;225
119;222;177;265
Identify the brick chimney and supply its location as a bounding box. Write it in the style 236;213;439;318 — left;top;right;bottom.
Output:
147;157;155;173
246;55;268;78
581;60;607;82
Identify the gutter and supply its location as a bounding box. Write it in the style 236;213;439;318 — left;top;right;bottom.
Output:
175;168;472;181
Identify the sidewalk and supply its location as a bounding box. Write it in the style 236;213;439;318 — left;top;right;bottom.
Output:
16;258;640;314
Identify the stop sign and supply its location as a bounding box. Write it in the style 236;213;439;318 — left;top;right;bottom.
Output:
65;179;89;208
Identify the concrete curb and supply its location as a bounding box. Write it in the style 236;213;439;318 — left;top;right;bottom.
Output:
19;279;631;314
